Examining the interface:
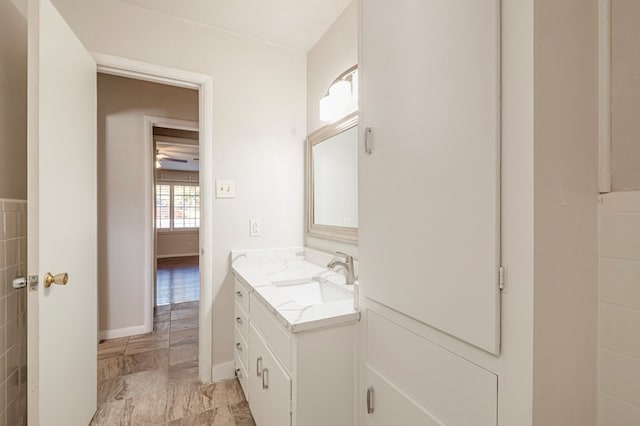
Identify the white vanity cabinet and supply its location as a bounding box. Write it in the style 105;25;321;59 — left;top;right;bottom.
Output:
233;277;357;426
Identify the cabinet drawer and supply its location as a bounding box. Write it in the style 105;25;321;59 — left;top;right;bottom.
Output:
364;365;444;426
234;279;250;313
234;324;249;369
366;310;497;425
250;293;292;370
234;356;249;402
234;301;249;341
249;324;292;426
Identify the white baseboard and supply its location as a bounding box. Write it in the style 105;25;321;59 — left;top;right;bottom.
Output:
157;253;199;259
99;324;150;340
212;361;235;382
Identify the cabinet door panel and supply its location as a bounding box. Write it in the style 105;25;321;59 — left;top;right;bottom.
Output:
249;324;291;426
359;0;501;353
364;365;444;426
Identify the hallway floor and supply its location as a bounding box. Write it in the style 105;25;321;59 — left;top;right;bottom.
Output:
156;256;200;306
92;301;254;425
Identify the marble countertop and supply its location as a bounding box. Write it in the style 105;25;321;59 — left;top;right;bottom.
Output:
231;247;360;333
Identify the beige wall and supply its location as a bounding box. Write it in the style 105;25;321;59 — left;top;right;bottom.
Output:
0;0;27;200
611;0;640;190
599;191;640;424
305;1;358;258
533;0;599;424
0;4;28;423
98;74;199;334
53;0;307;367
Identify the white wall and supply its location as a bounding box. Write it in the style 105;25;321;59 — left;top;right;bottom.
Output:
599;191;640;425
611;0;640;190
97;73;199;335
532;0;599;424
305;1;358;258
53;0;307;365
0;0;28;200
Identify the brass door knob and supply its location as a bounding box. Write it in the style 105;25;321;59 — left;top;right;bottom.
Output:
44;272;68;288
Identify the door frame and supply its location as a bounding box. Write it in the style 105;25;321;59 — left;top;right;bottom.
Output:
95;53;214;382
145;115;199;334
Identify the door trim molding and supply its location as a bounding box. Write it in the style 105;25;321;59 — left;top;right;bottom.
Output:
94;53;214;383
143;114;199;338
599;0;612;193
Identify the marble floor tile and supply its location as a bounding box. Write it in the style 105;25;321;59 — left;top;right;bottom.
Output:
154;321;171;334
90;399;130;425
123;349;169;375
127;389;168;425
168;361;199;386
170;328;199;347
224;380;246;406
230;401;255;426
170;343;198;366
169;405;236;426
172;301;199;311
98;337;129;360
119;369;170;400
154;312;171;323
171;309;198;321
170;317;199;332
98;355;124;382
98;377;123;405
155;305;171;314
126;333;169;355
166;382;224;421
94;282;253;425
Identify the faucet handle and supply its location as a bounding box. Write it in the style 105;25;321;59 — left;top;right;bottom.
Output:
336;251;353;262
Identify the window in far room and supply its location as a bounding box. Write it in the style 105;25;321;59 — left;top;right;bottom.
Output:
155;183;200;230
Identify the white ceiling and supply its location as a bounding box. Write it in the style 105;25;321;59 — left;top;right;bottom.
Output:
115;0;351;52
156;141;200;172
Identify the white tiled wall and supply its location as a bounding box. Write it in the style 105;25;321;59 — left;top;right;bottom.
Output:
599;191;640;425
0;199;27;425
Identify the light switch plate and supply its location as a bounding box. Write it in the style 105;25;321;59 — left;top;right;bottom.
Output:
216;180;236;198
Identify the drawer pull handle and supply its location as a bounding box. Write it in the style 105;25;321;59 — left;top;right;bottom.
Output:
235;317;242;325
256;356;263;377
364;127;374;154
236;291;243;298
262;368;269;390
236;342;242;352
367;386;374;414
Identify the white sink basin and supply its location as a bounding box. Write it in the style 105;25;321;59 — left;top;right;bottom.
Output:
272;279;352;306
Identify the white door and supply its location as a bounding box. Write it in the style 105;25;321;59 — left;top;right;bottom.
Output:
359;0;501;353
27;0;97;424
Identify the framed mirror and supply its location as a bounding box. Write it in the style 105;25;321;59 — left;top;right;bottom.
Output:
306;112;358;243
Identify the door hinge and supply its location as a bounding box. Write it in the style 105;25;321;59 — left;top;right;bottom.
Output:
498;266;505;292
28;275;39;291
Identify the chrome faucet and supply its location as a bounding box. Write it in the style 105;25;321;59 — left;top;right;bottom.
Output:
327;252;356;285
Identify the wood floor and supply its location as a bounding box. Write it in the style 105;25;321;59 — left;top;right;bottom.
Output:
92;301;254;425
157;256;200;306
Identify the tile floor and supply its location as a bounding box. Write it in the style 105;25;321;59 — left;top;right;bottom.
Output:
92;301;254;425
156;256;200;306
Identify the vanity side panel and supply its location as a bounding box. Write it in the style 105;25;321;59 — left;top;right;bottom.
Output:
294;324;357;426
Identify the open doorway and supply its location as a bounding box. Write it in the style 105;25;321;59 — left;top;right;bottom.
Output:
93;71;229;423
154;125;201;307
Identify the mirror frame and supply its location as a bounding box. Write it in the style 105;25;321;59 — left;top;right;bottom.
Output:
306;111;358;244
